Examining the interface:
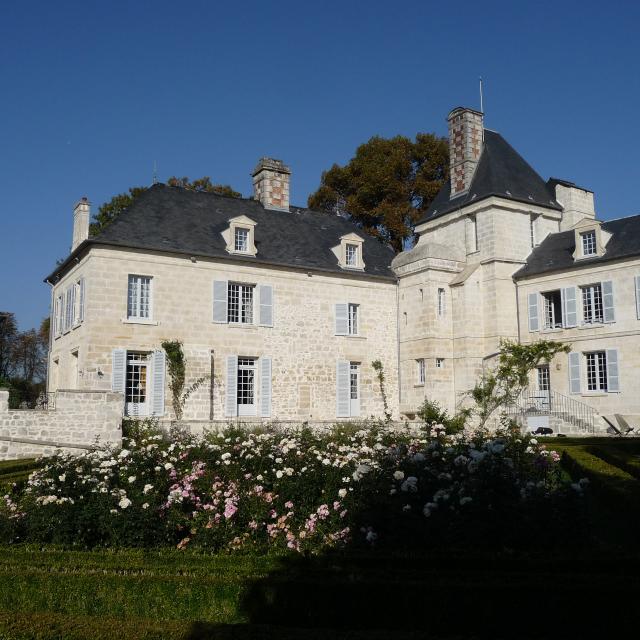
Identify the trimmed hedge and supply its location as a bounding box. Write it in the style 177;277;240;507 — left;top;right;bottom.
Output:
590;445;640;480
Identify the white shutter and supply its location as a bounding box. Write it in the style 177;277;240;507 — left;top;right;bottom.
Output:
213;280;228;323
260;356;272;417
635;276;640;320
335;303;348;336
336;360;350;417
225;355;238;417
259;285;273;327
602;280;615;323
568;352;581;394
527;293;539;332
150;350;166;416
112;349;127;394
79;277;85;323
562;287;577;328
54;298;60;336
606;349;620;392
70;284;77;326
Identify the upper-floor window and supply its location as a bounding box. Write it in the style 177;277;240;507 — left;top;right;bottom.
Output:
542;290;562;329
436;358;444;369
530;215;536;248
228;282;254;324
55;294;64;337
345;244;358;267
127;275;152;320
417;358;425;385
348;303;359;335
437;288;446;317
581;230;596;256
581;284;603;324
234;227;249;252
466;215;478;253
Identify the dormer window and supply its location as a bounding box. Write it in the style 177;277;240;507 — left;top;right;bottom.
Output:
224;216;257;256
345;244;358;267
581;230;596;256
235;227;249;252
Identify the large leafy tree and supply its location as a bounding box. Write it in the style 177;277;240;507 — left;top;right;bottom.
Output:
0;312;18;380
89;177;242;237
308;133;449;253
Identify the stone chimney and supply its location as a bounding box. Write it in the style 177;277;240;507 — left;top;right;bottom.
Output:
548;179;596;231
72;197;90;251
252;158;291;211
447;107;484;198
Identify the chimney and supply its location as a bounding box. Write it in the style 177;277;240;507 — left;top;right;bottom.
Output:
252;157;291;211
447;107;484;198
72;197;90;251
548;179;596;231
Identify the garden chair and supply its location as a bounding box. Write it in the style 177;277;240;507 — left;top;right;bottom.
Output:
602;415;621;435
614;414;635;436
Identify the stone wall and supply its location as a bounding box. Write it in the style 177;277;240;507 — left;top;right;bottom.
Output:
0;389;123;460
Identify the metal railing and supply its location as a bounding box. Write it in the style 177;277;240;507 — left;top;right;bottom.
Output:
505;388;596;433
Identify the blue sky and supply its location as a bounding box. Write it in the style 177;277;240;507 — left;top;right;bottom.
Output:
1;0;639;331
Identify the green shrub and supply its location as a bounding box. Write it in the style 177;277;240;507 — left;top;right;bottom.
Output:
590;445;640;480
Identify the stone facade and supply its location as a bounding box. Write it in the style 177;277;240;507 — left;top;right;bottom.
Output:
0;389;123;460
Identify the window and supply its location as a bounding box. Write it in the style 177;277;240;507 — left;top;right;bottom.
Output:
348;303;359;335
127;275;152;320
586;351;607;392
581;230;596;256
541;290;563;329
530;215;536;248
234;227;249;252
55;295;64;337
581;284;603;324
466;215;478;253
417;359;425;385
345;243;358;267
437;288;446;318
237;357;257;415
349;362;360;416
537;365;550;392
228;283;254;324
436;358;444;369
125;352;149;416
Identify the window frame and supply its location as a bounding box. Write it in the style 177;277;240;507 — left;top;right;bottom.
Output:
541;290;563;329
234;227;250;253
435;358;444;369
581;230;597;257
347;303;359;336
581;283;603;325
585;351;608;392
237;356;258;416
127;274;153;321
345;243;358;268
437;287;446;318
417;358;426;385
228;282;255;325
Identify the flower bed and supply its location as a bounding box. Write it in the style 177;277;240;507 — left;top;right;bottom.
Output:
0;421;585;552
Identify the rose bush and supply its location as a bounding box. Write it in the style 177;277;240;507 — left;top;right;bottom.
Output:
0;420;586;552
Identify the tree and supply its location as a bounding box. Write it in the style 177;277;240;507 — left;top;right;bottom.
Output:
0;312;18;380
308;133;449;253
89;177;242;237
12;329;46;382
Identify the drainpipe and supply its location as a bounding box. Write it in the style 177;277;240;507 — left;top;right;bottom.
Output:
396;278;401;414
44;279;54;395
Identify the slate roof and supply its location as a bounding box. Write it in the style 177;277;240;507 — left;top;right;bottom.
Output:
514;214;640;279
46;184;396;282
419;130;562;223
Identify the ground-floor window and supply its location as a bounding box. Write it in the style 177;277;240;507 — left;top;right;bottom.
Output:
126;351;149;416
537;365;550;391
350;362;360;417
586;351;607;392
237;357;257;416
417;358;425;385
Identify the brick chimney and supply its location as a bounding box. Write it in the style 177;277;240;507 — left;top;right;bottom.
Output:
447;107;484;198
252;158;291;211
72;197;90;250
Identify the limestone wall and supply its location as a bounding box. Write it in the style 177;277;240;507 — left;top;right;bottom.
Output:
0;389;123;460
49;246;399;422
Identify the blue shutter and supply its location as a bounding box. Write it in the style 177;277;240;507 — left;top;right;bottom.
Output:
260;356;272;417
112;349;126;394
79;278;85;323
259;285;273;327
606;349;620;392
150;350;166;416
335;303;348;335
225;355;238;417
213;280;228;323
70;285;77;327
527;293;539;332
602;280;615;323
336;360;350;417
562;287;577;328
568;352;581;394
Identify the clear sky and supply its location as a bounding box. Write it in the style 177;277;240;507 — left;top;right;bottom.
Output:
1;0;639;331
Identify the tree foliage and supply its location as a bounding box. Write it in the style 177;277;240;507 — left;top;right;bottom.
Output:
0;312;18;380
89;177;242;237
308;133;449;253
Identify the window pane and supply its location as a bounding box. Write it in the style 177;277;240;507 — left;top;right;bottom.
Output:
235;228;249;252
228;283;240;323
346;244;357;266
350;362;359;399
582;231;596;256
348;303;358;335
237;357;255;404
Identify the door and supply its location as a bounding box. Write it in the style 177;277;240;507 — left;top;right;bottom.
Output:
237;357;257;417
350;362;360;417
125;352;149;416
536;365;551;410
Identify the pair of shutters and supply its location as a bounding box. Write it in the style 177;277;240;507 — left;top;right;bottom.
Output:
568;349;620;394
111;349;165;416
213;281;273;326
225;355;272;418
58;278;85;334
527;281;615;332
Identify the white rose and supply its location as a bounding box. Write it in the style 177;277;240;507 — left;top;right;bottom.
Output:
118;497;132;509
393;470;405;481
164;463;173;470
143;484;153;494
338;488;347;498
128;476;136;484
276;470;284;479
